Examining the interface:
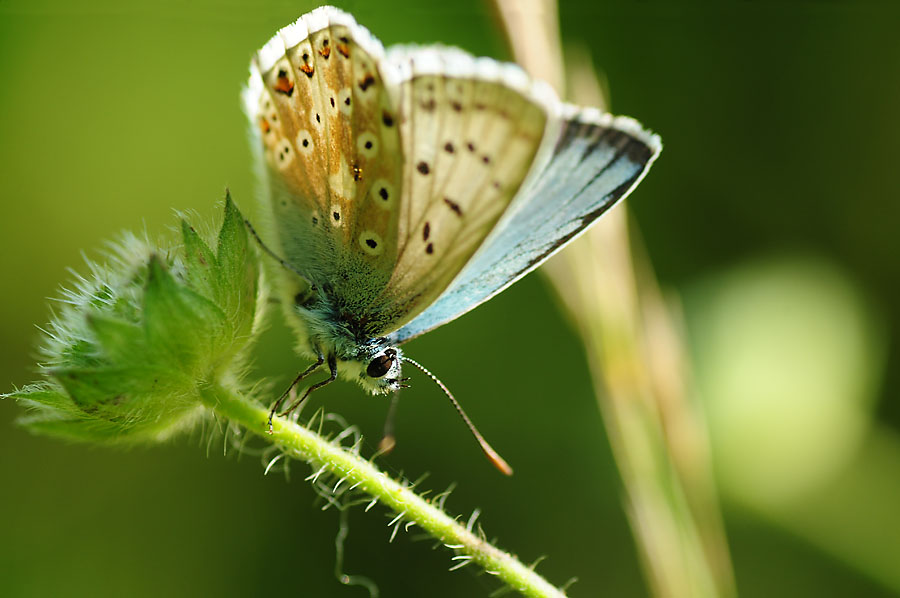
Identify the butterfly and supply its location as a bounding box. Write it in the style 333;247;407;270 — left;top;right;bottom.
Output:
242;6;660;474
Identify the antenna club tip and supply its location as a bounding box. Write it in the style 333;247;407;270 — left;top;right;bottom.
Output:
404;355;513;475
485;449;514;476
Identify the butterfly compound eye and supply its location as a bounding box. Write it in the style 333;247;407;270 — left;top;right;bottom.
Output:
366;353;393;378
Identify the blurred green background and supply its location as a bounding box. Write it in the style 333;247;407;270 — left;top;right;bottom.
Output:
2;1;899;596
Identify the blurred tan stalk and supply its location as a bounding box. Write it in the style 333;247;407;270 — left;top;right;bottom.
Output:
490;1;736;596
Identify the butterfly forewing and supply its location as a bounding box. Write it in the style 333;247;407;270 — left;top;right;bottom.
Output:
247;11;405;327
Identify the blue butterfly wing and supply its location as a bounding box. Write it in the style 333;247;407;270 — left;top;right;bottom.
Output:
388;108;661;344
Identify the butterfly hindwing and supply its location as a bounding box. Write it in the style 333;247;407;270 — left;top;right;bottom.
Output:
389;108;661;344
373;48;552;332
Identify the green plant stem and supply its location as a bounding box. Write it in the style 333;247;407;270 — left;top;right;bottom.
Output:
198;383;566;598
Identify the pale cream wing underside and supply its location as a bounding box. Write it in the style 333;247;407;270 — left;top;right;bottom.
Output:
375;47;551;331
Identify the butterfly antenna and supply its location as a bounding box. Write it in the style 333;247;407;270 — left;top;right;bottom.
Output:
243;217;312;284
401;357;513;476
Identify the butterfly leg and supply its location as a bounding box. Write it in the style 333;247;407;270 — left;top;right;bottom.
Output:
278;353;338;420
268;352;325;433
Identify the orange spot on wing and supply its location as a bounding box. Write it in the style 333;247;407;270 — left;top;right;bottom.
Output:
300;64;314;77
273;75;294;96
319;46;331;59
260;117;271;134
337;43;350;58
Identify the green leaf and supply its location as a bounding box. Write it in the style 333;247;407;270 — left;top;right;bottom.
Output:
7;384;75;412
12;196;264;445
214;192;259;339
144;255;228;370
53;365;187;409
180;219;218;299
19;415;128;443
87;314;143;363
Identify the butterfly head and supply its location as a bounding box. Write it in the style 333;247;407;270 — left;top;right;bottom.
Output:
355;344;404;395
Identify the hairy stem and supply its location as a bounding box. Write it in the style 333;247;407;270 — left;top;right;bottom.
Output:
198;383;567;598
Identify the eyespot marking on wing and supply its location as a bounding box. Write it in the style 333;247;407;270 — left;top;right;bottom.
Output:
275;139;294;168
359;74;376;92
358;132;378;158
359;231;384;255
338;88;353;115
337;36;351;58
372;179;395;210
296;130;314;154
274;68;295;96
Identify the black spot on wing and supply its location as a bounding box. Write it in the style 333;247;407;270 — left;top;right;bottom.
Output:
359;74;376;91
443;197;463;216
